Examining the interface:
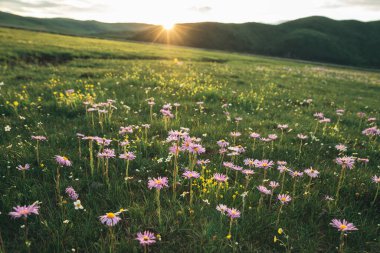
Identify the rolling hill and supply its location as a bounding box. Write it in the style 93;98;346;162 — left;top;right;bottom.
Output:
1;11;379;68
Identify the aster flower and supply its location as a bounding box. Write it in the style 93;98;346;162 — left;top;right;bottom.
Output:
65;186;79;200
335;144;347;152
269;181;280;189
372;175;380;184
9;202;40;219
16;164;30;171
257;185;272;195
257;160;274;169
277;124;288;130
119;151;136;160
217;139;229;148
148;177;169;190
297;134;308;140
268;134;278;140
182;170;200;179
55;155;72;167
216;204;228;214
136;231;156;246
97;149;116;159
278;194;292;204
226;208;241;219
230;132;241;137
304;168;320;178
335;156;355;169
99;212;121;226
250;132;261;139
31;135;47;141
213;173;228;183
242;169;254;175
330;219;358;232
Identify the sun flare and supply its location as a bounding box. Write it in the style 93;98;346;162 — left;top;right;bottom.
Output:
161;22;175;30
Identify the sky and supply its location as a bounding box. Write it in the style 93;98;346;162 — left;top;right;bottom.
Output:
0;0;379;25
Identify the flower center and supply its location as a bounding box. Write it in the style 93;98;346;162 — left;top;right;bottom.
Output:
281;197;287;202
106;213;115;219
262;163;268;167
63;156;68;160
339;225;347;230
143;236;149;241
20;209;29;215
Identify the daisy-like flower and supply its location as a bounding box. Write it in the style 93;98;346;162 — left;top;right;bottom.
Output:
119;151;136;160
372;175;380;184
325;195;334;201
289;170;304;178
230;132;241;137
74;200;83;210
277;161;287;166
9;202;40;219
268;134;278;140
97;149;116;159
148;177;169;190
313;112;324;119
31;136;47;141
278;194;292;204
304;168;320;178
335;156;356;169
99;212;121;226
189;143;206;155
297;134;308;140
250;132;261;139
257;160;274;169
182;170;200;179
277;124;288;130
269;181;280;189
217;140;229;148
330;219;358;232
335;144;347;152
277;165;288;173
319;117;331;123
16;164;30;171
226;208;241;219
242;169;254;175
244;158;256;167
65;186;79;200
55;155;72;167
213;173;228;183
136;231;156;246
216;204;228;214
257;185;272;195
197;159;210;165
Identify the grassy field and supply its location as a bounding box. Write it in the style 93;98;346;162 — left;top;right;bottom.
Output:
0;27;379;252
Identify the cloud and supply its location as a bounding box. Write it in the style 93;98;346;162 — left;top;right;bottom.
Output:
324;0;380;9
189;6;212;13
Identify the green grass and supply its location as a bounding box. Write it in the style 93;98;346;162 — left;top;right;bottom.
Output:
0;27;379;253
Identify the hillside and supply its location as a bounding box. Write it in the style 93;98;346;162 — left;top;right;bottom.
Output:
0;11;379;67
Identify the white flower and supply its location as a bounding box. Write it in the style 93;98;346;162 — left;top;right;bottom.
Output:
4;125;11;132
63;220;70;224
74;200;83;210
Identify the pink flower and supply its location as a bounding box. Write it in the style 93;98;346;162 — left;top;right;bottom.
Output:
277;124;288;130
136;231;156;246
244;158;256;167
268;134;278;140
230;132;241;137
97;149;116;159
182;170;200;179
372;175;380;184
119;152;136;160
335;144;347;152
256;160;274;169
148;177;169;190
304;168;320;178
257;185;272;195
216;204;228;214
213;173;228;183
16;164;30;171
189;144;205;155
242;169;254;176
55;155;72;167
289;170;303;178
217;140;229;148
31;136;47;141
99;212;121;226
250;132;261;139
297;134;308;140
330;219;358;232
65;186;79;200
278;194;292;204
335;156;355;169
9;202;40;219
269;181;280;189
226;208;241;219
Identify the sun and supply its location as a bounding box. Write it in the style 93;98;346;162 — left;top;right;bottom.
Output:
161;22;175;30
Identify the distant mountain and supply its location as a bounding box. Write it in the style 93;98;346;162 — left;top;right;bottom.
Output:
1;11;379;68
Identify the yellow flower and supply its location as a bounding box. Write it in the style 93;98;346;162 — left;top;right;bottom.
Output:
226;234;231;240
278;228;283;234
13;101;19;107
274;236;277;243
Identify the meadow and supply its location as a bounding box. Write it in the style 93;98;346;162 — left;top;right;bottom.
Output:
0;27;379;252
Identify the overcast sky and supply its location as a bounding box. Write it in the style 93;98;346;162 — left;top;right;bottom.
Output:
0;0;379;25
